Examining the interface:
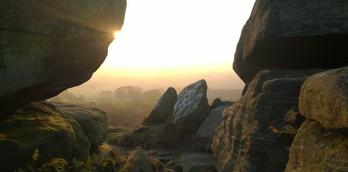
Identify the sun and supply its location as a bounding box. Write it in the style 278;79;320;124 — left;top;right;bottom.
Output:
113;31;121;38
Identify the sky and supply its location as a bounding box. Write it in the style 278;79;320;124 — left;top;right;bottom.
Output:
71;0;255;93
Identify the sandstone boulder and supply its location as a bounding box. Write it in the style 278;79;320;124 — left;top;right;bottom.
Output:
54;103;108;150
169;80;209;139
143;87;177;125
300;66;348;129
0;102;90;172
285;120;348;172
212;70;314;172
234;0;348;82
0;0;127;116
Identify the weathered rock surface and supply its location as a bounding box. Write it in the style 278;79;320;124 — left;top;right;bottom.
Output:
300;66;348;129
0;102;90;172
234;0;348;82
212;70;315;172
0;0;127;116
194;105;231;151
169;80;210;139
54;103;108;150
143;87;177;125
285;120;348;172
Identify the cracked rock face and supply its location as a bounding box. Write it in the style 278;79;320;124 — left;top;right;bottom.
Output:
234;0;348;83
0;0;127;116
212;70;316;172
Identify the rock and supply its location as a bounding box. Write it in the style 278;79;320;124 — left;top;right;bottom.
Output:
0;0;127;116
233;28;263;83
0;102;90;172
285;120;348;172
212;70;316;172
194;105;230;152
119;147;164;172
53;103;108;150
188;165;218;172
234;0;348;82
169;80;210;139
300;66;348;129
143;87;177;125
105;127;129;146
118;125;166;149
210;98;233;109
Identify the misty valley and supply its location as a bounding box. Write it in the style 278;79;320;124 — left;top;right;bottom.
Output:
2;0;348;172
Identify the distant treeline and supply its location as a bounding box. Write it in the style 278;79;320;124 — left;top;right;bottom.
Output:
50;86;242;128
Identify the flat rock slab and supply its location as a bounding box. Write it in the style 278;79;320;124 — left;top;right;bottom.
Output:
234;0;348;82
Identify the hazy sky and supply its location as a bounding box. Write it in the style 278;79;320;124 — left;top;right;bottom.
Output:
72;0;255;93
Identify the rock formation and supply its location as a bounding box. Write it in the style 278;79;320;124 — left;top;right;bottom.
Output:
143;87;177;125
169;80;210;139
54;103;108;151
0;0;127;116
234;0;348;83
285;67;348;171
0;102;90;172
212;70;313;172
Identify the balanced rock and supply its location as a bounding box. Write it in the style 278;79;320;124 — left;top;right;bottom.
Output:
0;102;90;172
54;103;108;150
300;66;348;129
234;0;348;82
285;120;348;172
0;0;127;116
169;80;210;139
143;87;177;125
212;70;315;172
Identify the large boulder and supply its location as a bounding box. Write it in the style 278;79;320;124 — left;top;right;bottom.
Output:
143;87;177;125
0;102;90;172
53;103;108;150
285;120;348;172
212;70;315;172
168;80;210;139
300;66;348;129
0;0;127;116
234;0;348;82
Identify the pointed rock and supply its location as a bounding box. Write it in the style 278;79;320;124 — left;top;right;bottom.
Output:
143;87;177;125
